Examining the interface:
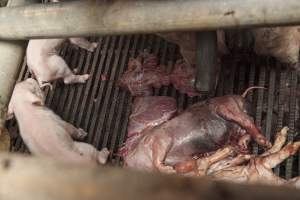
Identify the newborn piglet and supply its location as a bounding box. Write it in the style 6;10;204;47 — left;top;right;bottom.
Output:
26;38;98;88
7;78;108;165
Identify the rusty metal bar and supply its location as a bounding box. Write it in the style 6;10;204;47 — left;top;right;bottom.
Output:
0;0;300;40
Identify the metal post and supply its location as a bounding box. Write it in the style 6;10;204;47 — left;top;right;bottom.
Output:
0;0;300;39
195;31;218;94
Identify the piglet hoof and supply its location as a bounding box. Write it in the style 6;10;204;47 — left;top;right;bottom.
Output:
73;68;79;74
98;147;110;164
87;42;98;52
81;74;90;83
77;128;88;140
158;165;176;174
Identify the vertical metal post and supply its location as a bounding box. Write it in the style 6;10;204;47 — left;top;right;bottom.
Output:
195;31;217;95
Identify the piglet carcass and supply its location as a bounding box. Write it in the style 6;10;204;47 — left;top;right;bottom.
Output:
118;53;170;96
123;95;271;173
7;78;108;165
27;38;97;88
206;127;300;188
175;127;300;190
119;96;177;157
119;53;201;97
169;60;200;97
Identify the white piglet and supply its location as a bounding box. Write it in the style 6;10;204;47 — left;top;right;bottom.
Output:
7;78;109;165
26;38;97;88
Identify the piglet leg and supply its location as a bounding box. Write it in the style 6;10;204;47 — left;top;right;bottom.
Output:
196;146;235;176
261;141;300;169
47;55;89;84
63;122;88;140
288;177;300;188
215;104;272;148
261;127;289;156
208;154;252;175
152;136;176;174
73;142;109;164
69;38;98;52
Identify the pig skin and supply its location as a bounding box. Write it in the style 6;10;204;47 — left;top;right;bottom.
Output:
7;78;109;165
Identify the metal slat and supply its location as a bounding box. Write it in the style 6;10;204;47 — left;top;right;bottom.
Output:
74;37;110;127
286;70;297;179
253;59;266;154
85;37;117;145
265;65;276;141
275;65;287;176
105;36;131;160
96;36;125;148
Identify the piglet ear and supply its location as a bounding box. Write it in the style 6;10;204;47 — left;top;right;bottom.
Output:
6;101;14;120
28;93;45;106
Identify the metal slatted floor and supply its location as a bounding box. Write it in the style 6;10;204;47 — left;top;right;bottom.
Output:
6;35;300;179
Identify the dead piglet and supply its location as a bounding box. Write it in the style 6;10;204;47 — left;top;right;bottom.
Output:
123;95;269;174
208;95;271;148
7;78;108;165
176;127;294;183
118;53;170;96
26;38;97;88
170;60;200;97
210;127;300;186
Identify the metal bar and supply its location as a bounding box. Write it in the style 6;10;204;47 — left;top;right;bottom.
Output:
275;63;287;176
1;0;300;40
106;35;131;161
286;70;297;179
195;31;217;94
254;58;266;154
265;64;276;141
0;153;300;200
